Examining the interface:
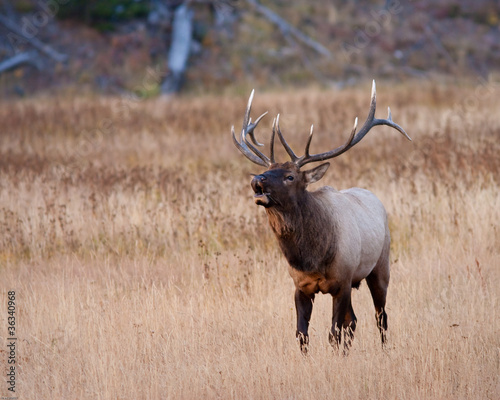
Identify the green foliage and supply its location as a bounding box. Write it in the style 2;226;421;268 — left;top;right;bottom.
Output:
57;0;150;31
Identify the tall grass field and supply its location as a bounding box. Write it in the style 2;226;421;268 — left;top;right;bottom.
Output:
0;81;499;399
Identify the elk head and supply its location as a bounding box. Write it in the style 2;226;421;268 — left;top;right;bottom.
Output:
232;81;411;208
250;161;329;208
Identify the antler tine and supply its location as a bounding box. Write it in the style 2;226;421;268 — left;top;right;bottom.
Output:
276;114;299;163
270;118;277;164
386;106;412;141
232;125;268;167
242;89;268;147
296;80;410;167
343;117;358;149
304;125;314;158
232;90;271;167
242;123;271;165
246;111;268;147
242;89;254;132
295;117;359;167
349;80;411;146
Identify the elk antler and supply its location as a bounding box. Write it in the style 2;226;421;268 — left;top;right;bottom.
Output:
280;80;412;168
232;81;411;168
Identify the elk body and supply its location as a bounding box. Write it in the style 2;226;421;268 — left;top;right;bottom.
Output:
232;81;411;353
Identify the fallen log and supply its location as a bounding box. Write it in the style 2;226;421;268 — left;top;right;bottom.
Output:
0;50;42;74
245;0;333;59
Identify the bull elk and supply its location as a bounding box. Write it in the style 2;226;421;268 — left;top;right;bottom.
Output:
232;81;411;354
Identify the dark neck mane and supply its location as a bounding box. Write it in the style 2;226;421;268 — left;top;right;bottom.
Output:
265;191;337;272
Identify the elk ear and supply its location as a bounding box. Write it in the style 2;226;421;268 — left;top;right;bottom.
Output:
303;162;330;184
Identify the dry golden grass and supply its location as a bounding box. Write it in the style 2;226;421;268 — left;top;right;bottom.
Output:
0;81;499;399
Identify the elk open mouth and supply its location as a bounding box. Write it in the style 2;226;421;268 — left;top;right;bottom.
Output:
252;183;271;206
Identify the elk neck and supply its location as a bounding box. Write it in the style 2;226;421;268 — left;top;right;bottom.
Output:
265;188;338;272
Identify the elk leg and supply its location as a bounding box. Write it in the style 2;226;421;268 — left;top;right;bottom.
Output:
366;267;389;346
343;303;357;349
295;289;314;354
329;289;355;353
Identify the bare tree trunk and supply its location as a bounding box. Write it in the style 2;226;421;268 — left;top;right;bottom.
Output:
161;3;193;94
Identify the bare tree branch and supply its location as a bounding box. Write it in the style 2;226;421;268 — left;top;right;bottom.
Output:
282;34;330;85
245;0;333;59
0;50;42;74
0;14;68;63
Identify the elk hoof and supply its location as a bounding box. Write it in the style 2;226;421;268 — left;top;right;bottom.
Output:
296;332;309;355
328;330;340;349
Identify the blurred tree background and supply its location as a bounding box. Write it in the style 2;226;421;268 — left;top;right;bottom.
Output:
0;0;499;97
57;0;150;30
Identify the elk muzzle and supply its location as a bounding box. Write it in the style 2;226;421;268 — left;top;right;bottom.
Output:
251;175;271;207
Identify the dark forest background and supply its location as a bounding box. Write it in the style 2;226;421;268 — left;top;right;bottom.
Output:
1;0;499;97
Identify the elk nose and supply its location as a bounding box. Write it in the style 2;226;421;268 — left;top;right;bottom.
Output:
251;174;266;183
251;174;266;192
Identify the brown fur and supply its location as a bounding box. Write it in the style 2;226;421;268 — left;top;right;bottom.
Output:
235;84;409;354
251;162;390;354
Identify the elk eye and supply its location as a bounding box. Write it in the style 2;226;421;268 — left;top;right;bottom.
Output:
286;175;294;181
